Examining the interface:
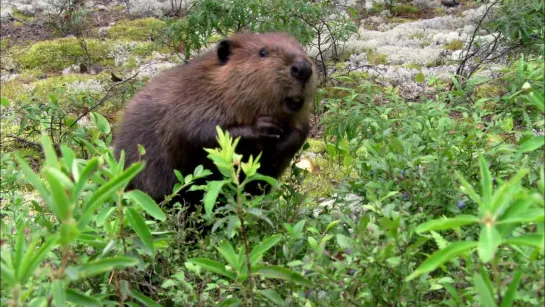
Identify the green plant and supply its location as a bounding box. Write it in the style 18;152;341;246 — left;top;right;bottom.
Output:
408;156;544;306
159;0;357;63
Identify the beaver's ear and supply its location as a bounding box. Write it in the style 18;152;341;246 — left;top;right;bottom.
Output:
217;39;233;64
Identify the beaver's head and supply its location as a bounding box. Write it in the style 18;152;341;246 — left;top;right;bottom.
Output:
210;32;318;118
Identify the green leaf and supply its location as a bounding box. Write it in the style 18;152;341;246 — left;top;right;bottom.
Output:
389;137;404;154
430;231;449;249
478;225;502;263
126;207;155;254
490;169;529;213
76;256;138;278
13;223;25;281
41;133;59;169
346;7;358;20
405;241;477;281
1;96;10;107
1;262;15;286
125;190;166;221
19;234;59;284
130;290;162;307
78;162;144;229
500;268;523;307
72;157;99;202
216;240;240;272
253;265;313;287
66;289;100;307
204;180;227;217
244;174;279;188
14;153;50;205
498;208;544;224
527;90;545;113
473;272;498;307
187;258;236;280
44;168;72;222
519;136;545;153
249;234;281;266
217;297;242;307
256;289;286;306
137;144;146;156
52;280;66;307
443;283;460;303
503;234;544;249
479;156;493;207
455;171;481;205
90;112;111;134
415;215;480;233
325;220;340;233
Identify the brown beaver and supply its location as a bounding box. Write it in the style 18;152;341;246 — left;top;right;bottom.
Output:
113;32;317;205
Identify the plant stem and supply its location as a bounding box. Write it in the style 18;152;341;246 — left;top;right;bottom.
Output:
237;193;254;306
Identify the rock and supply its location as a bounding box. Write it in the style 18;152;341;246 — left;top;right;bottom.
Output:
136;60;177;79
462;24;476;35
95;4;108;11
413;0;440;10
98;26;110;40
379;10;392;18
365;0;385;10
313;194;363;221
451;49;468;60
62;64;80;75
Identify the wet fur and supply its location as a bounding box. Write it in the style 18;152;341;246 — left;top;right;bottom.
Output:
113;32;317;205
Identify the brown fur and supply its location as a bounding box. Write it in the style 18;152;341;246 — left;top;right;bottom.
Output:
113;32;317;205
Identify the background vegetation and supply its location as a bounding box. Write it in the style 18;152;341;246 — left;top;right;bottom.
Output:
1;0;543;306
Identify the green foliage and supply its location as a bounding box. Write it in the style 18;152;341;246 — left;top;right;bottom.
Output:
491;0;544;49
159;0;357;60
1;0;544;306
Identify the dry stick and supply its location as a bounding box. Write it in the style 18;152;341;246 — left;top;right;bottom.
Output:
452;0;500;90
6;134;42;151
68;70;141;130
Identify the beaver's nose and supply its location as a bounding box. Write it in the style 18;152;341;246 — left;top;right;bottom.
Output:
290;58;313;82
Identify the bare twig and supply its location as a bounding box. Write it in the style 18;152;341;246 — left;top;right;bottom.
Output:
67;70;140;130
452;0;501;89
6;134;42;151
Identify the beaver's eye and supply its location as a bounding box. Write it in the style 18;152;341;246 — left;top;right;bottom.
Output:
259;48;268;58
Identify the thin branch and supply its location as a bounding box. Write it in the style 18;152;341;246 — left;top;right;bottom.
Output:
6;134;42;151
7;13;30;26
68;70;140;129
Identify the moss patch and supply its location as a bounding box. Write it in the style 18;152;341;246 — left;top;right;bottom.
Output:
444;40;464;51
14;37;111;72
108;18;166;41
475;84;505;99
2;73;109;102
0;38;10;51
393;4;421;15
367;49;388;65
11;8;36;22
404;63;424;70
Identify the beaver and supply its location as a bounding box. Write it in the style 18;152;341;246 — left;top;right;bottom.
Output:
113;32;317;206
